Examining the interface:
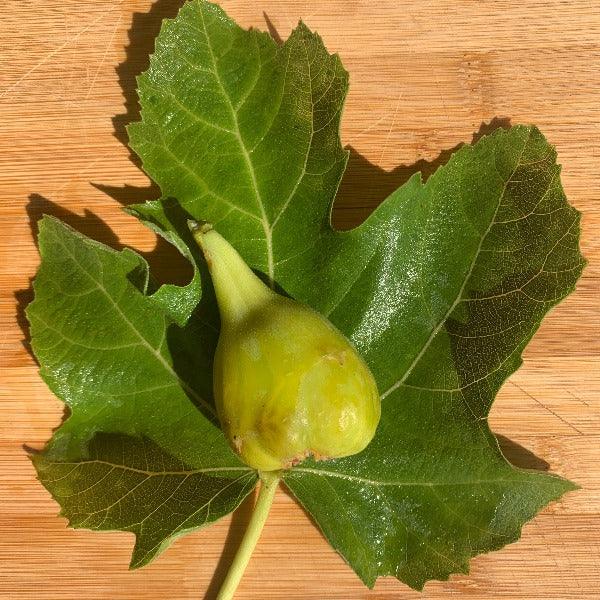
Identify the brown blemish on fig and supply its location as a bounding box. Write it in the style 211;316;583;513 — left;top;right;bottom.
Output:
284;449;310;468
284;449;333;469
311;451;332;462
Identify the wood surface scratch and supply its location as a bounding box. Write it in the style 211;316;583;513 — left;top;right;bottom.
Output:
0;5;120;100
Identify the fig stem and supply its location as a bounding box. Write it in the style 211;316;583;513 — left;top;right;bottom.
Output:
216;471;280;600
188;220;273;325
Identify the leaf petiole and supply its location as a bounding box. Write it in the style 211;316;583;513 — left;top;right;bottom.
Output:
216;471;280;600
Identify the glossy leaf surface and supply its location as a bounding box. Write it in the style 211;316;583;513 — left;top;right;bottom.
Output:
30;0;584;588
28;216;255;565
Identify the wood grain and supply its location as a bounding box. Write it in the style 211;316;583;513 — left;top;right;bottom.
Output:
1;1;598;598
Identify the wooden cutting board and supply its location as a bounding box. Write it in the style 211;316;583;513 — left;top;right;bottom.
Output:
1;1;598;598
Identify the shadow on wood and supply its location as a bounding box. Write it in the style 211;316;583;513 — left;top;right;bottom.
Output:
18;1;538;585
263;12;283;45
15;193;193;365
496;434;550;471
113;0;186;168
333;117;511;230
14;283;35;361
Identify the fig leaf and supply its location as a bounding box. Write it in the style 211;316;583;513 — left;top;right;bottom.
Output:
30;0;584;590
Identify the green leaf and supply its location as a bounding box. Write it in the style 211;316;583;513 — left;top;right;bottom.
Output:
29;0;585;590
127;1;584;587
128;0;348;287
28;216;256;564
32;433;255;568
282;127;584;588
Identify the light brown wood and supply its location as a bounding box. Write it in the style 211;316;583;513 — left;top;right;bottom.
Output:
1;1;599;598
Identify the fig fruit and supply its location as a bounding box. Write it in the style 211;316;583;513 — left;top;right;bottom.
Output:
191;222;380;471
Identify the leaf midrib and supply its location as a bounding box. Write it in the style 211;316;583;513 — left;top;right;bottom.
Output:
198;7;275;284
290;466;560;488
197;8;318;286
39;457;252;478
380;128;533;401
44;224;217;419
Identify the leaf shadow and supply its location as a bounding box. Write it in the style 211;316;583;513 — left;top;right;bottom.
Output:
263;12;283;45
332;117;512;230
495;435;549;471
14;283;35;362
19;0;549;577
15;194;193;366
112;0;187;169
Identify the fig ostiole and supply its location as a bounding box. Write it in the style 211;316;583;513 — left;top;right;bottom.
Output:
190;221;381;472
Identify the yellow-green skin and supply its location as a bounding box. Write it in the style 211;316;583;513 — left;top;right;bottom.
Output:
215;298;381;471
192;223;381;472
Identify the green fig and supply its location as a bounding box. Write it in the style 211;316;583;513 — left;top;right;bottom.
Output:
191;222;381;472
